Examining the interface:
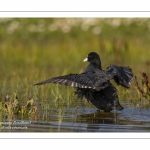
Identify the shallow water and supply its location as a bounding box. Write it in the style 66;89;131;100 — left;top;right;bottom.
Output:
1;100;150;132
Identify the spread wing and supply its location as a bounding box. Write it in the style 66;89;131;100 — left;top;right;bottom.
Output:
34;71;110;91
34;65;133;90
106;64;133;88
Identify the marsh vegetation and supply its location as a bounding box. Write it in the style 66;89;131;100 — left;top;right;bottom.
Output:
1;18;150;132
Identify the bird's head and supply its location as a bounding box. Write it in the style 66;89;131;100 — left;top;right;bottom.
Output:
83;52;101;67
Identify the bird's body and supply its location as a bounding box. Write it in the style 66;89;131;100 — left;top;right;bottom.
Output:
35;52;133;112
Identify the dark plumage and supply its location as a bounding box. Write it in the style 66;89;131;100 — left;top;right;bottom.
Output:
35;52;133;112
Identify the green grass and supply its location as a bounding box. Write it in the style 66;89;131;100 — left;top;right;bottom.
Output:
1;18;150;119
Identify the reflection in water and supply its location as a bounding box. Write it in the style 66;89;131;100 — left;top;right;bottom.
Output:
77;108;150;132
76;111;118;124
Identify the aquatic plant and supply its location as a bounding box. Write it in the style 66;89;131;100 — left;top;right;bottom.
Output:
135;72;150;102
2;93;37;117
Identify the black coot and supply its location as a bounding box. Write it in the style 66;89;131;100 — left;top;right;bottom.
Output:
35;52;133;112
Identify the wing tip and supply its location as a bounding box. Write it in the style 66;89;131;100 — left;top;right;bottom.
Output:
34;82;44;86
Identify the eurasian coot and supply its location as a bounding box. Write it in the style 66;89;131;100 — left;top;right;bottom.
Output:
35;52;133;112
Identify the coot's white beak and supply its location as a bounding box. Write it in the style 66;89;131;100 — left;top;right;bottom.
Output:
83;57;88;62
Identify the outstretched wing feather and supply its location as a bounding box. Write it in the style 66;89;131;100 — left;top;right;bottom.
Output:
35;71;110;91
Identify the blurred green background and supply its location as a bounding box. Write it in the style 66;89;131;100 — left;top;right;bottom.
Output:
0;18;150;101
